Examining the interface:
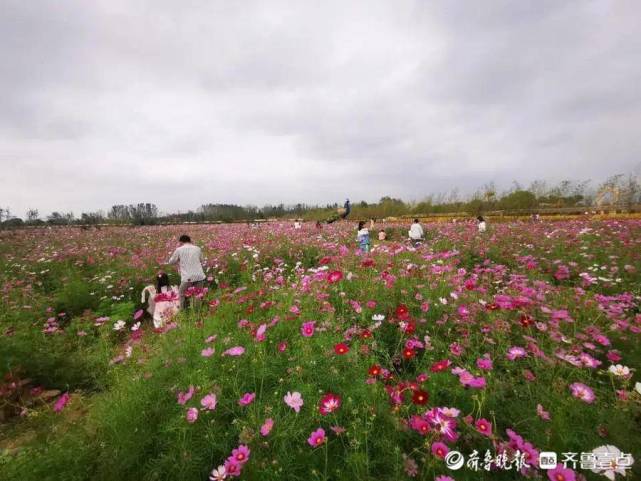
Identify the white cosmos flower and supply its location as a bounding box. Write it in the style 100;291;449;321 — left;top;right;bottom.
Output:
590;445;634;480
113;320;126;331
209;465;227;481
372;314;385;321
634;382;641;395
131;322;141;332
608;364;631;377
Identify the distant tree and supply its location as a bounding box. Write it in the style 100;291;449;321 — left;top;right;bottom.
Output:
26;209;39;223
47;212;67;225
80;211;105;225
498;190;538;211
2;217;24;227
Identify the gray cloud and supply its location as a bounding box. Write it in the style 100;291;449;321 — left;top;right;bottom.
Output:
1;0;640;216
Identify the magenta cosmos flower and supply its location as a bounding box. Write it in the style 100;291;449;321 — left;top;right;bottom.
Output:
547;464;576;481
431;441;449;459
569;382;596;403
53;392;71;413
300;321;316;337
284;391;304;412
229;445;250;465
307;427;327;447
319;393;341;415
238;392;256;406
475;418;492;437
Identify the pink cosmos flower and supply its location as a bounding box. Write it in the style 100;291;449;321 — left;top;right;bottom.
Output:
255;323;267;342
284;391;304;412
300;321;316;337
289;305;301;315
186;407;199;423
307;427;327;447
475;418;492;437
547;464;576;481
319;393;341;415
404;456;418;477
536;403;551;421
431;441;449;458
223;459;241;477
238;392;256;406
223;346;245;356
201;347;215;357
435;476;455;481
330;425;346;435
200;393;217;411
569;382;596;403
278;341;288;352
230;445;250;465
53;392;70;413
606;350;622;362
133;309;144;321
476;355;493;370
177;385;195;405
409;415;430;436
506;346;527;361
260;418;274;436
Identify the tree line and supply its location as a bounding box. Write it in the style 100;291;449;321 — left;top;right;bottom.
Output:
2;174;640;228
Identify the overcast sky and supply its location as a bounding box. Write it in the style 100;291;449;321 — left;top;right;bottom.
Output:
2;0;640;216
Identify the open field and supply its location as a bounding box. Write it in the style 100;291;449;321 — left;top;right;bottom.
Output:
1;221;640;481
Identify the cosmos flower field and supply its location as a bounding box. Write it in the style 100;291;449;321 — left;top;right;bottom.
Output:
1;220;640;481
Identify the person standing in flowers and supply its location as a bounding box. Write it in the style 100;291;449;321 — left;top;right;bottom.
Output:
356;221;370;253
166;234;206;309
327;199;351;224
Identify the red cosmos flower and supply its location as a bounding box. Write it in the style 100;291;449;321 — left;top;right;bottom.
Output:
360;329;372;339
361;258;375;267
402;348;416;360
319;256;332;265
368;364;382;376
430;359;452;372
334;343;350;355
327;271;343;284
395;304;410;320
412;390;429;405
486;303;500;311
519;314;534;327
403;321;416;335
319;393;341;415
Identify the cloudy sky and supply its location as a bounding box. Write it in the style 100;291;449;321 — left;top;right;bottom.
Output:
2;0;640;216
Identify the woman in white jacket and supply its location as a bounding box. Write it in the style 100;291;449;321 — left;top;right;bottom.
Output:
408;219;424;246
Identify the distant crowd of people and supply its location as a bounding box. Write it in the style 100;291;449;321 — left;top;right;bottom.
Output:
143;207;490;324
